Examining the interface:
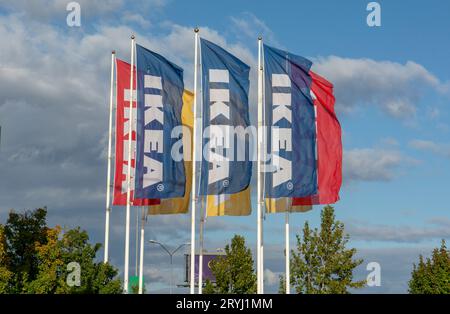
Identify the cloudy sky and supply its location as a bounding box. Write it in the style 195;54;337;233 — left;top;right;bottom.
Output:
0;0;449;293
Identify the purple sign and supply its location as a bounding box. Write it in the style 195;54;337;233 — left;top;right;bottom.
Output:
185;254;224;283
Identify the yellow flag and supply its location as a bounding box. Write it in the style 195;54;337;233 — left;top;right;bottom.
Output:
206;187;252;216
265;198;312;214
148;90;193;215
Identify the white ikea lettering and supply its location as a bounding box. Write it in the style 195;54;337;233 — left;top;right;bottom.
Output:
121;162;135;194
144;94;163;124
272;154;291;188
123;106;136;136
144;130;163;153
209;151;229;184
272;74;291;87
145;75;163;89
272;93;291;124
272;128;292;152
209;69;229;83
271;74;292;188
143;75;163;189
124;89;137;102
143;155;162;188
210;89;230;120
122;91;137;194
208;69;230;185
204;125;231;184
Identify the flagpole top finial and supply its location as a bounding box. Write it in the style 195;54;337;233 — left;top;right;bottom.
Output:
112;50;116;54
131;34;135;40
194;27;199;33
258;36;262;40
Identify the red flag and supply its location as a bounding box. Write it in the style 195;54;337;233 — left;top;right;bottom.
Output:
293;71;342;206
113;59;159;206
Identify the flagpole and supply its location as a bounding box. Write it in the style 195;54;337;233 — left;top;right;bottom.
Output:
190;27;200;294
138;207;145;294
260;38;269;294
135;207;139;276
124;34;135;294
285;199;291;294
257;36;263;294
104;50;115;264
198;196;205;294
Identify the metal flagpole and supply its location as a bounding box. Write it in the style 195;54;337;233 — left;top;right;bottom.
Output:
135;208;139;276
104;50;115;264
285;198;292;294
190;27;200;294
260;216;265;293
260;37;268;294
198;196;205;294
138;207;145;294
123;34;135;294
257;36;263;294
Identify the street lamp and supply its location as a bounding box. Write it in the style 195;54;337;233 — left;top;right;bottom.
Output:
148;240;190;294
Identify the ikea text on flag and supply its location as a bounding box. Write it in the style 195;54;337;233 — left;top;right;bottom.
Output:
199;38;252;196
148;90;194;215
112;58;159;206
135;44;186;199
263;44;317;198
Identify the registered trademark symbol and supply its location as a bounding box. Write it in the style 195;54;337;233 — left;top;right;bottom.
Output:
286;182;293;190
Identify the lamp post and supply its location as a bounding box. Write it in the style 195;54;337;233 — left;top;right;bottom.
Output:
149;240;190;294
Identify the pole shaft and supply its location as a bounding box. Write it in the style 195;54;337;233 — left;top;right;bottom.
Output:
190;29;199;294
170;255;173;294
138;208;145;294
104;51;115;264
285;209;290;294
135;208;139;276
124;35;135;294
256;37;264;294
198;197;205;294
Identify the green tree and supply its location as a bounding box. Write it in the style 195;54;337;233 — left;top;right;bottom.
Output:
408;240;450;294
23;226;66;293
130;283;146;294
0;208;122;294
291;205;365;294
204;235;256;294
0;225;13;293
278;275;286;294
26;226;122;294
3;208;48;292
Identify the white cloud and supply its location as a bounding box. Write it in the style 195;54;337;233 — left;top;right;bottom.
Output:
121;12;151;29
264;268;280;286
229;12;279;46
346;219;450;243
313;56;447;119
343;148;410;183
409;139;450;158
0;0;125;20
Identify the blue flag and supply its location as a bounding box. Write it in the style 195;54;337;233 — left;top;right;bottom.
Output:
263;44;317;198
135;44;185;199
199;38;252;195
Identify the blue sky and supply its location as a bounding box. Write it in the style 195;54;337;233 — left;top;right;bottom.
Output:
0;0;449;294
